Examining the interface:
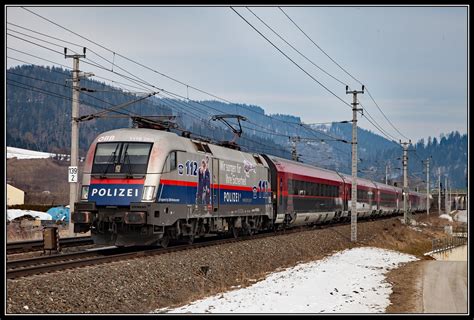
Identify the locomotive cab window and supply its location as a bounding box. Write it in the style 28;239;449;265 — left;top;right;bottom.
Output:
92;142;152;176
94;142;120;164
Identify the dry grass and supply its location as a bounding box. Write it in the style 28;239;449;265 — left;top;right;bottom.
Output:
7;222;89;242
385;260;425;313
7;158;84;205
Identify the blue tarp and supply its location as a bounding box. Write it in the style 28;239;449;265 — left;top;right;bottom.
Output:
46;206;70;222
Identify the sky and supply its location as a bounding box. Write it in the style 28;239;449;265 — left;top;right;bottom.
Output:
5;5;468;142
153;247;418;313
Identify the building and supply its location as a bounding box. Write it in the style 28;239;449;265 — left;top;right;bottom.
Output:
7;184;25;206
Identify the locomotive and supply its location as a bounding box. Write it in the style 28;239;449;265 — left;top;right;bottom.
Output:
73;127;428;247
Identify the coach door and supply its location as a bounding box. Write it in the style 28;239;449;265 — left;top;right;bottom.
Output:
212;158;219;212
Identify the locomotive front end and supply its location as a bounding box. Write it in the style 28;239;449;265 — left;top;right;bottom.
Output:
73;129;166;246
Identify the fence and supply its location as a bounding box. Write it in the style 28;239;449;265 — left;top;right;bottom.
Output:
431;236;467;253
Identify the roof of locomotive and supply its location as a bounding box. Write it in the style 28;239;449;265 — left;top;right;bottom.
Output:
92;128;270;167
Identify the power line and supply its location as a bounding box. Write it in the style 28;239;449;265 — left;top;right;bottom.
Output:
231;6;352;110
6;69;144;110
278;7;410;141
20;7;237;104
278;7;363;86
6;78;133;118
230;8;397;151
358;100;400;143
7;21;85;49
365;87;410;141
7;51;149;95
246;7;348;87
7;47;71;69
7;32;64;55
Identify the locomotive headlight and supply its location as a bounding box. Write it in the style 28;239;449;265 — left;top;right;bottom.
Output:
81;186;89;200
142;186;156;201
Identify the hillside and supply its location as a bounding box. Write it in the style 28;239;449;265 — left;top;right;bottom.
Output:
6;157;84;205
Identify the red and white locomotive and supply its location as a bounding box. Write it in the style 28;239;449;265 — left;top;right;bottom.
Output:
73;128;427;246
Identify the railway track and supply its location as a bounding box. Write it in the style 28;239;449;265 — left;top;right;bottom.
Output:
6;236;93;254
6;215;401;280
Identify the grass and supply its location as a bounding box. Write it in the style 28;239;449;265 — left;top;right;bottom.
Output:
7;222;89;242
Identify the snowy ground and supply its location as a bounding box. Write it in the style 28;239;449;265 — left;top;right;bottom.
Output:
439;214;453;222
455;210;467;223
7;209;52;221
7;146;55;159
154;247;417;314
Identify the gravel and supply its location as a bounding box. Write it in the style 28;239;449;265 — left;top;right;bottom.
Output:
6;215;448;314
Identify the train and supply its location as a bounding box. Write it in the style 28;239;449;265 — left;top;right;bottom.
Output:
72;127;429;247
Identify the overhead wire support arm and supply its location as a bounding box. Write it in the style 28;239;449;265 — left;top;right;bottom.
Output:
76;91;158;122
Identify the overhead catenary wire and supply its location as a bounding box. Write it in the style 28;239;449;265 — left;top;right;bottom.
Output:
7;52;150;95
278;7;364;86
231;6;352;110
278;7;410;142
246;7;348;87
365;87;411;141
6;79;128;117
7;33;158;95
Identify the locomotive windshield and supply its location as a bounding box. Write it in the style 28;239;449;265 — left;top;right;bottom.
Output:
92;142;152;176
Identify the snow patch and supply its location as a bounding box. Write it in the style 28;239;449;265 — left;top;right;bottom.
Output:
153;247;417;314
7;146;55;159
454;210;467;223
439;214;453;222
7;209;52;221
